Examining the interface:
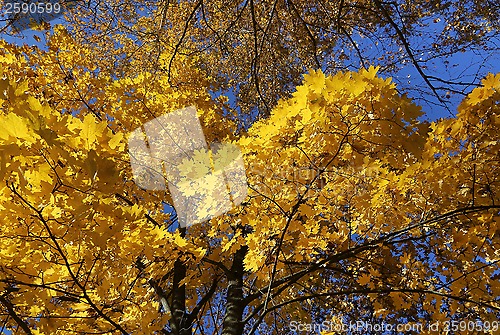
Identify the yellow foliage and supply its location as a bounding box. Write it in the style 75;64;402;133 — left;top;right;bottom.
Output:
0;37;498;334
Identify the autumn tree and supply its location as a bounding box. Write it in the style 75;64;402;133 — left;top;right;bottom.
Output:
0;24;499;335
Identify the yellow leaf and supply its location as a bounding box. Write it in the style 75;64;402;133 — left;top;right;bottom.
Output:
109;132;124;150
362;65;380;80
450;121;461;137
14;80;28;96
80;114;107;149
303;69;326;94
174;234;187;248
0;53;16;65
24;162;53;190
0;113;36;143
358;273;371;285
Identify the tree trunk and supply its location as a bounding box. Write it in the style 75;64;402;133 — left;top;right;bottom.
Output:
170;227;191;335
171;258;191;335
222;245;248;335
